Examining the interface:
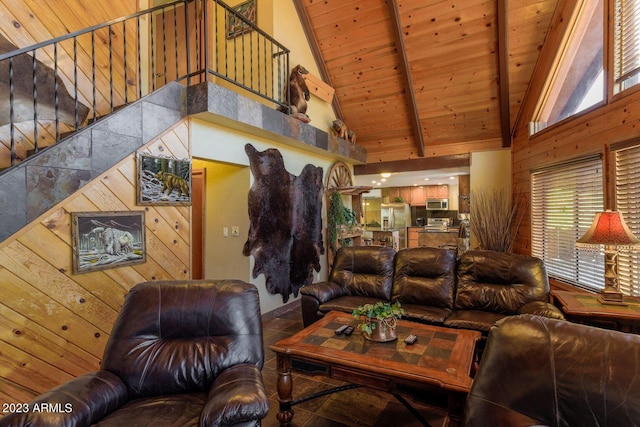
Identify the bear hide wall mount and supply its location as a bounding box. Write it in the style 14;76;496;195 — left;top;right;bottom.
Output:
243;144;324;302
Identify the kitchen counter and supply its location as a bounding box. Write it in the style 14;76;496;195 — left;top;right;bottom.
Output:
418;229;457;248
418;228;459;234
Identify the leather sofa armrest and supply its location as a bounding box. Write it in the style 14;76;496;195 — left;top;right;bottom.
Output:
300;282;347;326
300;281;346;303
201;364;269;427
0;371;127;427
517;300;566;320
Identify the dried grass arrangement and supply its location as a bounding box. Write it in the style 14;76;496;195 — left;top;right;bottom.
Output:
470;188;526;252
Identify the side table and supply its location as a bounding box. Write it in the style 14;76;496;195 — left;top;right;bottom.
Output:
551;290;640;334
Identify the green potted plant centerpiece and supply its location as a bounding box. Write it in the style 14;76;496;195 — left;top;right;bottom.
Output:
352;301;404;342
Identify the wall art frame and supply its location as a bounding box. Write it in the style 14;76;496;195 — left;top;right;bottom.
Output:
226;0;256;39
137;153;192;205
72;211;146;274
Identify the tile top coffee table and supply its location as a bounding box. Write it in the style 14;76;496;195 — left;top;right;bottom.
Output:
270;310;481;427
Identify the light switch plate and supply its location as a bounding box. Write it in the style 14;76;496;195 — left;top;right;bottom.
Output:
231;226;240;237
223;227;229;237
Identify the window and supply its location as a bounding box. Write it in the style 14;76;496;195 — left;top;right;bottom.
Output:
614;143;640;295
531;156;604;290
530;0;604;134
614;0;640;94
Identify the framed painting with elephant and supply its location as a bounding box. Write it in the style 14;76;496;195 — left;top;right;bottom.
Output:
137;153;192;205
72;211;146;274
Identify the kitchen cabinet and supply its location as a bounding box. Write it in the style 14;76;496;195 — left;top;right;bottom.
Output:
425;185;449;199
386;187;410;203
407;227;421;248
410;186;426;206
387;187;399;201
399;187;412;203
386;186;412;204
386;185;448;205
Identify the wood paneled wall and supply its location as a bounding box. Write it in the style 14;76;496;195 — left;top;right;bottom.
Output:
0;120;191;403
512;91;640;255
510;0;640;255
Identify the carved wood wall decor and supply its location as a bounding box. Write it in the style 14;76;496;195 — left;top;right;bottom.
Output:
243;144;324;302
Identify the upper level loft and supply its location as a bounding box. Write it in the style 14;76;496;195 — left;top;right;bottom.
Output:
0;0;300;173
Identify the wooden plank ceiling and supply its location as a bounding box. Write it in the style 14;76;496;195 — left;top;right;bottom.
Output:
295;0;558;170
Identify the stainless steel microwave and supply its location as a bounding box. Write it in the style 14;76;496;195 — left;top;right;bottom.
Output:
426;198;448;210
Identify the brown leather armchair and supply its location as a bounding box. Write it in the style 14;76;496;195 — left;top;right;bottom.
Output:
444;250;564;332
465;314;640;426
0;280;269;427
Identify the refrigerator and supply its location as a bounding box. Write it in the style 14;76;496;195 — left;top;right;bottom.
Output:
381;203;411;248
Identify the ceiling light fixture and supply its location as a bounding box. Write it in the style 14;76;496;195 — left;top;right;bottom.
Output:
381;173;392;178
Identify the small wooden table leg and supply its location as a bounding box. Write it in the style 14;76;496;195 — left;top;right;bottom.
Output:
445;391;465;427
276;355;294;426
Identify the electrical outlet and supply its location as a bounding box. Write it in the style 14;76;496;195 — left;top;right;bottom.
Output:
231;226;240;237
223;227;229;237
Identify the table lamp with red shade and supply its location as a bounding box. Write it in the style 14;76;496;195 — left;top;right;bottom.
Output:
576;210;640;305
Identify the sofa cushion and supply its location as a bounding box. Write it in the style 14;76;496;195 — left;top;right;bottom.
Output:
401;303;452;324
93;393;206;427
443;309;506;332
392;247;456;310
455;250;549;314
329;246;396;301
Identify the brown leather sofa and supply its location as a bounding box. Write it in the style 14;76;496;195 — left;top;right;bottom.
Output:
300;246;564;332
465;314;640;426
0;280;269;427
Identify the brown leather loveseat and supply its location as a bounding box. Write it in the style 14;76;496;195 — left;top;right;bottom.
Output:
465;314;640;426
0;280;269;427
300;246;564;332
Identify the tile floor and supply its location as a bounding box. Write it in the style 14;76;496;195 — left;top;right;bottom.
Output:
261;306;446;427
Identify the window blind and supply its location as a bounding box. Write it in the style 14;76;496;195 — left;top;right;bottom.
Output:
531;157;604;290
615;0;640;92
615;144;640;296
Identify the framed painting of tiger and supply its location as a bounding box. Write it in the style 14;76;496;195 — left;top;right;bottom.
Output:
136;153;192;206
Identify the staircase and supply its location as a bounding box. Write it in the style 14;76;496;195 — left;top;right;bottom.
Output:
0;82;187;241
0;0;290;242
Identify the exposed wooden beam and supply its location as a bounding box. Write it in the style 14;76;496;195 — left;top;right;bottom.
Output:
497;0;511;147
353;153;470;175
292;0;345;122
387;0;426;157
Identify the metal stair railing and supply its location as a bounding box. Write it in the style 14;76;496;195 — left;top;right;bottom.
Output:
0;0;290;172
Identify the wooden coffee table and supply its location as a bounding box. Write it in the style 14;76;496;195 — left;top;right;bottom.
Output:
270;311;481;427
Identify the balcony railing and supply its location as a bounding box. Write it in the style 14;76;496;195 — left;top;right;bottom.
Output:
0;0;290;171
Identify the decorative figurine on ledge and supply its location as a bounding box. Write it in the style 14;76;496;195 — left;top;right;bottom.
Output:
347;129;357;144
279;64;310;122
331;119;356;144
331;119;348;139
